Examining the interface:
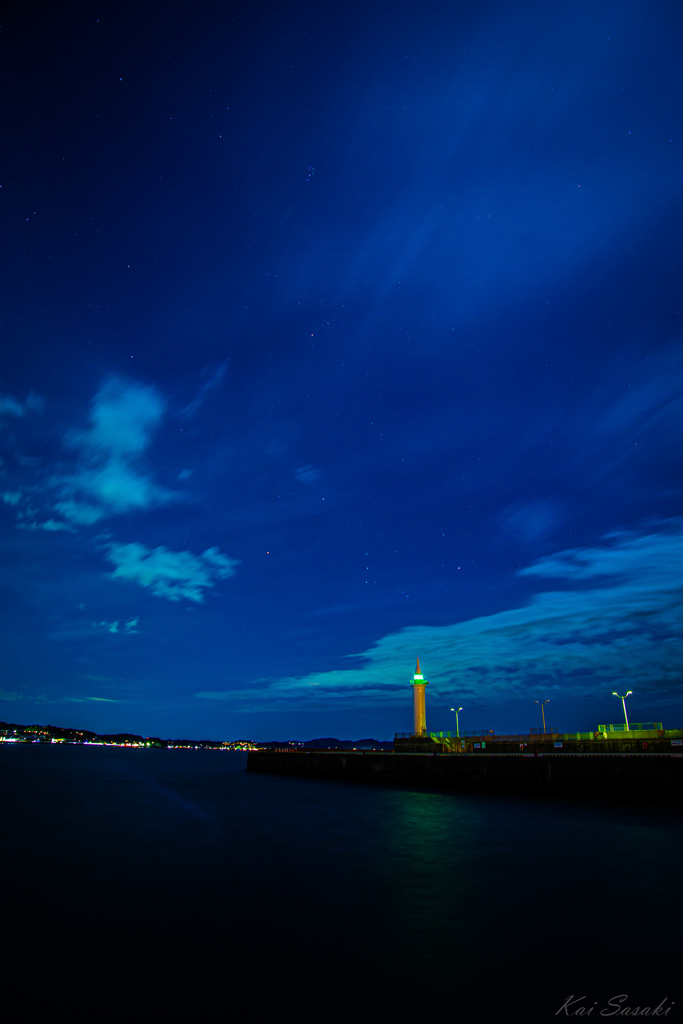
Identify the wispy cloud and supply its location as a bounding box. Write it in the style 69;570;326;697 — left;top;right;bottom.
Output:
93;617;140;635
67;377;164;456
295;464;321;485
0;688;24;701
105;541;239;602
54;377;176;524
197;520;683;708
179;360;229;418
3;482;86;533
568;341;683;488
16;517;76;533
62;696;120;703
0;392;43;419
53;500;105;525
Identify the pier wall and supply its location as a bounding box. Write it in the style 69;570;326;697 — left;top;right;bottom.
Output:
247;750;683;804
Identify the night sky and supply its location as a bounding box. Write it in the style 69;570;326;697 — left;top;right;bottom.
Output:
2;0;682;740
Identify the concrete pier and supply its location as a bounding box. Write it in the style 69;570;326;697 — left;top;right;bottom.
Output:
247;749;683;804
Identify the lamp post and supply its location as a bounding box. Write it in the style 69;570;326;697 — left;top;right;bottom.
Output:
534;699;550;735
612;690;632;731
450;707;463;739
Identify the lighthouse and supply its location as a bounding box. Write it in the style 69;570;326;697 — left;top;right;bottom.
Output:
411;657;428;737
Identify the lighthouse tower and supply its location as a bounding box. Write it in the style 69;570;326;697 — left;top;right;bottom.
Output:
411;658;428;737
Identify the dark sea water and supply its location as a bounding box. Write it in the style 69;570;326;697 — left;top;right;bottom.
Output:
1;744;681;1018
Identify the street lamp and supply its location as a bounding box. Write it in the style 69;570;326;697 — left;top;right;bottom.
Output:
534;699;550;735
612;690;632;731
450;707;463;739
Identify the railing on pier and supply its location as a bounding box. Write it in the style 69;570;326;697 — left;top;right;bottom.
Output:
597;723;662;732
395;730;497;739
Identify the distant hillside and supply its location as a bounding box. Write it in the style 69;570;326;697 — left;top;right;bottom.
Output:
0;721;255;749
0;720;392;751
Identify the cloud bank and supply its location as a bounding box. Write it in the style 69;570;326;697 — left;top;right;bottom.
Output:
197;520;683;708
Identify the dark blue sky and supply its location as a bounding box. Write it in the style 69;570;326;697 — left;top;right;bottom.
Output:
2;0;682;739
